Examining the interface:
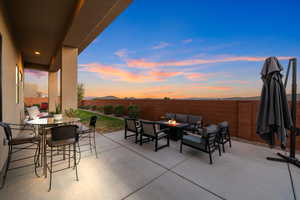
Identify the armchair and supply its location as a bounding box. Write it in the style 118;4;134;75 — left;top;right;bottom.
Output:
140;121;170;151
180;124;221;164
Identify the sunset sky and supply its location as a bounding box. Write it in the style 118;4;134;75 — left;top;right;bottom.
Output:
25;0;300;99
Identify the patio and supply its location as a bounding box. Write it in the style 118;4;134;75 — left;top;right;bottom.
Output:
0;130;298;200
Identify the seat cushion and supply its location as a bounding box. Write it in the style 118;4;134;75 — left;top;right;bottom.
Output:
78;127;93;134
218;121;228;128
46;138;76;147
26;106;41;120
175;114;188;123
157;131;168;139
182;135;205;149
188;115;202;124
165;113;175;120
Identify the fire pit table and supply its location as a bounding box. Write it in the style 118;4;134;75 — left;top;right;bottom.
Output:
156;121;189;141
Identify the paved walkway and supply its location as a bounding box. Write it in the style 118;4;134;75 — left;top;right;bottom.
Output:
0;131;299;200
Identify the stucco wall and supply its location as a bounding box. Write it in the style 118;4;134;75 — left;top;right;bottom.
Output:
0;3;24;170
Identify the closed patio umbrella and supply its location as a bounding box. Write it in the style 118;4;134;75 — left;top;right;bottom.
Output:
256;57;293;149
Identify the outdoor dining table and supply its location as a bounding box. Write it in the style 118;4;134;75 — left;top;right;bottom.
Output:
26;117;80;177
156;121;189;141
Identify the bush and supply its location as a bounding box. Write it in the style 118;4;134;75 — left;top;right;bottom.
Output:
78;105;85;109
103;105;114;114
96;106;103;112
91;105;97;111
114;105;125;116
65;108;77;117
86;105;92;110
128;104;140;118
33;104;40;108
79;105;91;110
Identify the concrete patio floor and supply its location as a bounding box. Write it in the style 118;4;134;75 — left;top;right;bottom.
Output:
0;130;299;200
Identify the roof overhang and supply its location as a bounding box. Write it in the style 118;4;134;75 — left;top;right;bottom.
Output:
4;0;132;72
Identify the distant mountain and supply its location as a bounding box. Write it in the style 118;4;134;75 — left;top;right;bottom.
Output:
224;94;300;101
91;96;119;100
83;94;300;101
84;96;96;100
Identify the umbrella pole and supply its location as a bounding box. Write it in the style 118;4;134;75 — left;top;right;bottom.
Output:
267;58;300;168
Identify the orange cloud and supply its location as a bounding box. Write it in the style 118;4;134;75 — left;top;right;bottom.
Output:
126;56;292;68
192;85;233;91
139;85;188;98
216;80;251;84
184;72;215;81
149;71;183;79
80;62;221;83
81;63;151;83
80;63;184;83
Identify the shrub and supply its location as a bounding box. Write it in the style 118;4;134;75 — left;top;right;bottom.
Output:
78;105;87;109
91;105;97;111
114;105;125;116
33;104;40;108
65;108;77;117
96;106;103;112
103;105;114;114
128;104;140;118
85;105;91;110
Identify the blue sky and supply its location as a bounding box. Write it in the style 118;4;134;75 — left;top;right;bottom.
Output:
26;0;300;98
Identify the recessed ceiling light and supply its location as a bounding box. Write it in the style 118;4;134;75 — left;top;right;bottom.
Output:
34;51;40;55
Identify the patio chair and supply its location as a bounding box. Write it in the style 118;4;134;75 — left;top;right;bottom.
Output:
185;115;203;133
0;122;40;189
40;102;48;112
46;125;79;191
175;114;188;123
165;113;175;120
140;121;170;152
26;106;48;120
180;124;221;164
217;121;232;153
78;116;98;158
124;118;141;143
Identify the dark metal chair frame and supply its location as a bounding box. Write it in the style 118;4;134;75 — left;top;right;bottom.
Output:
140;121;170;152
186;115;203;133
124;118;141;143
180;130;221;164
0;122;41;189
46;125;79;191
217;123;232;153
78;116;98;158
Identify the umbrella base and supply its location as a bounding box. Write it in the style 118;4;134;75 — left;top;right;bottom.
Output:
267;152;300;168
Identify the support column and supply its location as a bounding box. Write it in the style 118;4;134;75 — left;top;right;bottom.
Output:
60;46;78;112
48;72;58;112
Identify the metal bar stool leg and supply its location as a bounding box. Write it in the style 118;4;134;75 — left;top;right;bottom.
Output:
93;130;98;158
48;147;53;192
74;143;79;181
68;145;71;168
34;141;41;177
89;133;92;152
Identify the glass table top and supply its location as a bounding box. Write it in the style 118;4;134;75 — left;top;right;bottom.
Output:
26;117;80;125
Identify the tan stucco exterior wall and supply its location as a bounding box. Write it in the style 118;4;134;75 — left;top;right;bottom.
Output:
60;46;78;112
0;4;24;170
48;71;58;112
